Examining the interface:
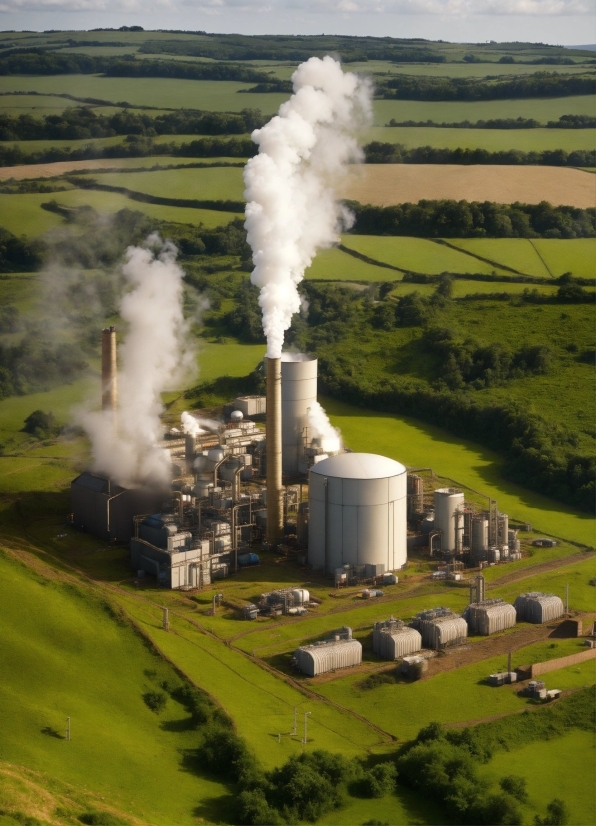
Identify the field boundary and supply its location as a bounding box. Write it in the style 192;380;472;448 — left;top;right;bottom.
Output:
432;238;527;276
526;648;596;677
529;240;555;277
63;179;245;212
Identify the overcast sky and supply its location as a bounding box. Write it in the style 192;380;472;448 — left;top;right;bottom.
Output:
1;1;594;47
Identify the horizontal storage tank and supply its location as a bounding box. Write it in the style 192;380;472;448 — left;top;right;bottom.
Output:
291;588;310;605
372;620;422;660
434;488;464;553
281;354;317;476
294;638;362;677
308;453;407;574
413;609;468;650
514;592;564;623
465;599;516;635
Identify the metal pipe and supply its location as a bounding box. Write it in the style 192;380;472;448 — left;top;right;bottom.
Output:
266;357;283;544
101;326;117;414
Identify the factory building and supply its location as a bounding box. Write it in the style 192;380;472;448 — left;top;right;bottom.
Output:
372;618;422;660
464;598;517;635
71;473;164;542
293;627;361;676
308;453;407;574
410;607;468;650
514;592;564;624
131;513;212;589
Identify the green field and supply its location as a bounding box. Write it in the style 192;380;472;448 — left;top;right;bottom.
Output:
365;125;596;152
448;238;553;277
341;235;512;276
0;190;242;236
481;730;596;826
305;246;403;281
323;396;595;546
86;166;245;202
532;238;596;278
0;551;230;826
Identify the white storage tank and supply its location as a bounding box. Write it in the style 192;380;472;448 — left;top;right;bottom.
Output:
281;353;317;476
294;637;362;677
308;453;407;574
471;516;489;560
291;588;310;606
372;619;422;660
434;488;464;553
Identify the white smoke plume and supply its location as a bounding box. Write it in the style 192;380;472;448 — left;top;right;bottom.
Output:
243;56;372;358
307;401;342;454
79;234;195;489
181;411;221;435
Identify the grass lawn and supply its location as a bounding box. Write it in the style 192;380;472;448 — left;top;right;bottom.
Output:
313;638;593;742
492;556;596;613
447;237;552;277
532;238;596;279
364;126;596;153
322;396;596;546
481;729;595;826
305;246;403;282
87;166;245;202
0;75;287;114
341;235;510;276
372;95;596;127
196;339;265;382
0;551;230;826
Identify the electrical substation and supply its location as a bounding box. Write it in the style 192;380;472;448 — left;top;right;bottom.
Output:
69;328;574;678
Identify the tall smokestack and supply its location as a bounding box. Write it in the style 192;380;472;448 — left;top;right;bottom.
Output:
266;356;283;544
101;326;117;414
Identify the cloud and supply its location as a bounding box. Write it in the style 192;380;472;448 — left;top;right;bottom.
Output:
0;0;591;13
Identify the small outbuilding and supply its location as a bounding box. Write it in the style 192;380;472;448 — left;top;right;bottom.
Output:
372;618;422;660
464;599;517;635
514;592;564;623
410;607;468;650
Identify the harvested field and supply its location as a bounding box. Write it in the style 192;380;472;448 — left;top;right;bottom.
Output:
0;156;222;180
343;164;596;208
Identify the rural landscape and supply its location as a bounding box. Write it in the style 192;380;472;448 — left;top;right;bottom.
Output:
0;26;595;826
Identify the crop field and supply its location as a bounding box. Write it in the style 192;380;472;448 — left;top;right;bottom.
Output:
313;638;593;741
448;238;596;280
87;166;245;202
322;396;595;545
0;551;230;826
0;75;287;115
305;246;402;281
343;163;596;208
341;235;511;276
0;190;241;236
357;61;593;77
365;125;596;152
373;95;596;127
481;730;595;826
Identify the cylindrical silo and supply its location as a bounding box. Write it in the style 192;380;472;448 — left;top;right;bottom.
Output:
407;474;424;518
281;354;317;476
434;488;464;553
308;452;407;574
498;513;509;546
471;516;489;561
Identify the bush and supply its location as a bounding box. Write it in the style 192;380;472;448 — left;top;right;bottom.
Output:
22;410;55;438
360;762;397;798
500;775;528;802
534;799;570;826
142;690;167;714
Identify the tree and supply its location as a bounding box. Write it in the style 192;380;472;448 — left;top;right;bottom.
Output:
534;799;570;826
23;410;55;437
500;775;528;802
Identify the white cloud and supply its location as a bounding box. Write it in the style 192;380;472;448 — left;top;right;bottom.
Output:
0;0;591;13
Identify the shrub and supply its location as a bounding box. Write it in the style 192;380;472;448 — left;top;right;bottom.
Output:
142;690;167;714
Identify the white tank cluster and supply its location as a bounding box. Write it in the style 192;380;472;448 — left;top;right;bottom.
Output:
433;488;464;553
308;452;407;574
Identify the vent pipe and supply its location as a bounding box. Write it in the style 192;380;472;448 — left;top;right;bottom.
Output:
266;356;283;544
101;326;117;414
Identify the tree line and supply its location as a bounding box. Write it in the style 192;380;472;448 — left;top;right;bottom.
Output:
363;142;595;167
386;114;596;128
348;199;596;239
378;71;595;101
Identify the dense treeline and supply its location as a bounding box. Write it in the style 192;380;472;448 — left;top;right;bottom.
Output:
0;51;273;83
348;199;596;239
0;336;88;399
378;71;596;101
0;227;42;271
0;106;265;141
363;142;596;167
386;114;596;128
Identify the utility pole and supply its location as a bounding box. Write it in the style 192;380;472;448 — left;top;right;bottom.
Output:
566;583;569;614
302;712;311;747
163;607;169;631
66;717;71;742
292;707;297;736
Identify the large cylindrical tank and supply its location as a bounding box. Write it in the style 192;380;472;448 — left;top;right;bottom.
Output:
472;516;489;560
281;354;317;476
498;513;509;546
308;452;407;574
434;488;464;553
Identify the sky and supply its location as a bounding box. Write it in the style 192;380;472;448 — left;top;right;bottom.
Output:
0;0;594;47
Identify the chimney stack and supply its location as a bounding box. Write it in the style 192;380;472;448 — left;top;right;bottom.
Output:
266;356;283;544
101;326;118;414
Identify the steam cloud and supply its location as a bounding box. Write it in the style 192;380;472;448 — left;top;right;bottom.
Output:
181;411;221;435
80;234;194;489
307;401;342;454
243;56;372;358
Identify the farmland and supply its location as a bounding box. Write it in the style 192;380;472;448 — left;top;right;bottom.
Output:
82;166;246;202
365;125;596;152
343;163;596;207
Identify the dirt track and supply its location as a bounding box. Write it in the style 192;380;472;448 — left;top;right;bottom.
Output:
343;164;596;208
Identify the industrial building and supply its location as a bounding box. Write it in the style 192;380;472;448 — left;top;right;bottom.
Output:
410;607;468;650
514;592;564;624
293;627;362;676
308;452;407;574
372;618;422;660
464;599;517;635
